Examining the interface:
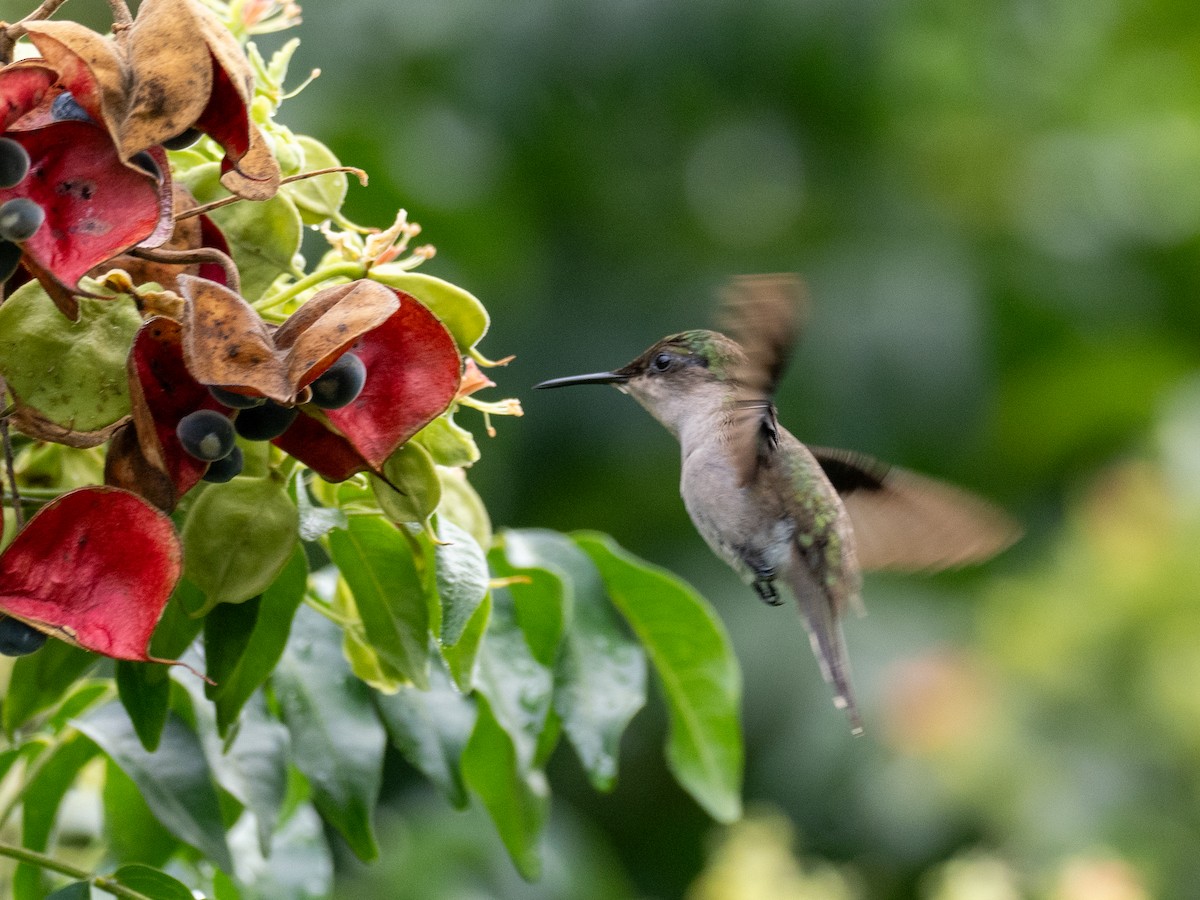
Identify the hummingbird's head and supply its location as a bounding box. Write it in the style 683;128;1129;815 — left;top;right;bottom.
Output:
535;329;744;435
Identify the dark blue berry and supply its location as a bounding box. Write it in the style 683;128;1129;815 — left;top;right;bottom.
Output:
209;385;266;409
309;352;367;410
0;617;47;656
162;127;202;150
0;198;44;243
176;409;236;461
234;401;298;441
0;137;29;189
0;241;20;282
50;91;94;124
202;444;243;483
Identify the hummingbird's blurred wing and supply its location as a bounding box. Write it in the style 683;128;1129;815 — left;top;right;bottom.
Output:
809;447;1022;571
719;274;808;487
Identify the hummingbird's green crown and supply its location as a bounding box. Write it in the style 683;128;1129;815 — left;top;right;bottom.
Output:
619;329;743;381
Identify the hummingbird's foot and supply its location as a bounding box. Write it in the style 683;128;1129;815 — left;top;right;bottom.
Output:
752;575;783;606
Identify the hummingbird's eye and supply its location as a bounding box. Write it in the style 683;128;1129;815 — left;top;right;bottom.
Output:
652;352;673;372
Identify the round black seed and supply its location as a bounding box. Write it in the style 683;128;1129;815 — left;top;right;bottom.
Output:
309;352;368;410
202;444;244;483
0;617;47;656
234;401;299;441
50;91;94;124
163;127;203;150
0;137;30;189
210;385;265;409
0;198;45;243
0;241;21;282
176;409;237;461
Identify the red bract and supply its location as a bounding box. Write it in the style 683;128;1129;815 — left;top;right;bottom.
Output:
274;292;463;480
0;487;182;662
107;317;227;510
0;121;165;316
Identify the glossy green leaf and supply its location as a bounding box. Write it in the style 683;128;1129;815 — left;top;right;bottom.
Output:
103;761;179;869
461;696;549;881
227;802;333;900
492;536;566;667
110;865;196;900
435;519;490;647
274;605;384;861
117;589;206;751
473;588;554;772
4;642;96;734
441;591;491;692
437;466;493;549
574;531;743;823
328;515;430;689
375;645;476;808
209;545;308;735
501;529;647;792
45;883;89;900
370;441;441;527
294;472;348;541
284;135;348;225
0;280;140;433
369;267;490;352
74;703;234;872
204;596;260;699
414;414;481;468
14;732;100;900
182;473;300;613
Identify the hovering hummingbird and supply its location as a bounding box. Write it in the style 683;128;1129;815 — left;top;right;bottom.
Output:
535;274;1020;733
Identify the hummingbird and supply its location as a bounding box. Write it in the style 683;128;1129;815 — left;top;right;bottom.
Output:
535;274;1020;733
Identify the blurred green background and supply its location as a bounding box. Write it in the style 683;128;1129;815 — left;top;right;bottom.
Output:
11;0;1200;895
292;0;1200;897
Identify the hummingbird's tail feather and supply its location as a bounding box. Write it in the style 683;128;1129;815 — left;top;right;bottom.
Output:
787;550;863;735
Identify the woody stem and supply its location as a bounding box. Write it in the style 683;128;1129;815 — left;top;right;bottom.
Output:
105;0;132;27
129;246;242;296
0;0;71;62
174;167;369;222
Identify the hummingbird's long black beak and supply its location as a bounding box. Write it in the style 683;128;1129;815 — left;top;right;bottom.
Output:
534;371;629;389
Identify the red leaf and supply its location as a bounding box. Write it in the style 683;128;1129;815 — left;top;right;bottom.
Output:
0;487;181;661
0;121;162;293
275;293;462;477
0;63;57;130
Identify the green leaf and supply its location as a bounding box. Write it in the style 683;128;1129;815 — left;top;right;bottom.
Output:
226;802;333;900
369;268;490;352
116;589;206;751
103;761;180;868
74;703;234;872
501;529;647;792
110;864;197;900
461;696;549;881
294;472;348;541
473;588;554;772
182;473;300;613
4;642;96;734
182;161;303;302
45;883;89;900
437;465;493;549
328;516;430;689
0;281;140;433
14;732;100;900
283;135;348;225
210;546;308;735
414;414;481;468
375;645;476;808
435;519;490;647
274;605;384;861
574;531;743;823
370;442;441;528
492;535;567;667
441;591;491;692
204;596;260;699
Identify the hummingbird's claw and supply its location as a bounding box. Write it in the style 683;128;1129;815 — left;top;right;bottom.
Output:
752;575;782;606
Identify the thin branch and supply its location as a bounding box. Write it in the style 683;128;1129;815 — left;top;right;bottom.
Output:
0;0;72;63
0;839;159;900
174;166;369;222
129;246;241;296
106;0;133;27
